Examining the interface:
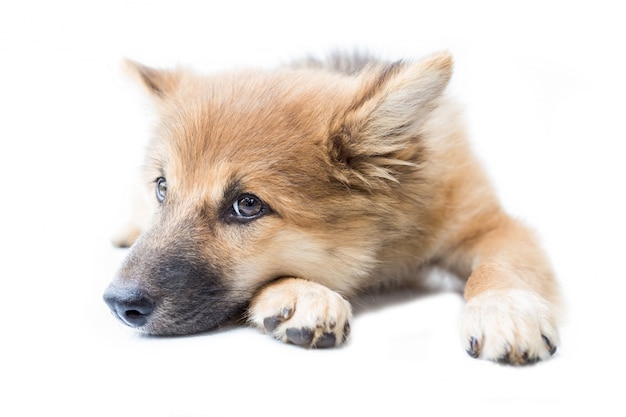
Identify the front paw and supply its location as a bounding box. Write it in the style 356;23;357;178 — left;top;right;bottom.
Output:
248;278;352;348
460;289;559;365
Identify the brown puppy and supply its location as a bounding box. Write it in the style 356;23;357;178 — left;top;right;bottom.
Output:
104;52;561;364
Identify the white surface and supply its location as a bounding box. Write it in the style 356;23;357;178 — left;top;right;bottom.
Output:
1;1;625;416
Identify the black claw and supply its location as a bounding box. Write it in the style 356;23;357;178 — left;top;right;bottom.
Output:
497;356;511;365
286;327;314;346
466;337;480;358
527;356;540;365
342;322;351;344
281;307;293;319
542;335;557;356
520;351;539;365
315;332;336;348
263;316;282;332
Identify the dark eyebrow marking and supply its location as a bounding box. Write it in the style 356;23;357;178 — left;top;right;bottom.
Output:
222;179;243;205
217;178;244;220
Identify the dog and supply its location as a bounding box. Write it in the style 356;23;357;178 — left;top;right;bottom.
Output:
103;52;561;365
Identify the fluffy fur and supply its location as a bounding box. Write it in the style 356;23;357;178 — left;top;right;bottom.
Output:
103;52;561;365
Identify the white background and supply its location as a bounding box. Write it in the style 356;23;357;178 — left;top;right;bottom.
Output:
1;1;625;416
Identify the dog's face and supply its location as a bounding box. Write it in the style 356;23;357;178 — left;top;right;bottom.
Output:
104;55;452;335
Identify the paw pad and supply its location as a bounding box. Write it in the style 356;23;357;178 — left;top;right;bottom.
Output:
263;308;293;332
285;327;315;346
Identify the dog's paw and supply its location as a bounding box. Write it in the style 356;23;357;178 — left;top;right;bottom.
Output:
460;289;559;365
248;278;352;348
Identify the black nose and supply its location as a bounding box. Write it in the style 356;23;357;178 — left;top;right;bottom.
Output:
103;285;155;328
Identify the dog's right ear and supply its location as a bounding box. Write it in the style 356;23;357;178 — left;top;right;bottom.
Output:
326;52;453;189
123;59;181;99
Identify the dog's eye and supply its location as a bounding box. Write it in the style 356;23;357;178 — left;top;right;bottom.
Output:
231;194;265;220
155;177;167;203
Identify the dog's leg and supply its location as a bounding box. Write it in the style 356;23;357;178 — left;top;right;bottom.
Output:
248;278;352;348
451;213;561;365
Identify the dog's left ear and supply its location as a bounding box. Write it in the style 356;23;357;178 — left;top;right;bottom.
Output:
328;52;452;187
123;59;182;99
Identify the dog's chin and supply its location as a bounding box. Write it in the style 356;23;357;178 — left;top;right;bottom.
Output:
136;306;246;337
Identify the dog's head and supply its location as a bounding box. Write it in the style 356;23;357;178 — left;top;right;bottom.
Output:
103;53;452;335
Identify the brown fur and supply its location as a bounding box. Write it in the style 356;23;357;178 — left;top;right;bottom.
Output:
103;52;561;365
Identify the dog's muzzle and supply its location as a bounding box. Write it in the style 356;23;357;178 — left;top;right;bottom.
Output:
103;285;155;328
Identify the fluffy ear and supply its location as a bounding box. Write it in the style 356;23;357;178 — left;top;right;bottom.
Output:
123;59;182;98
328;52;453;188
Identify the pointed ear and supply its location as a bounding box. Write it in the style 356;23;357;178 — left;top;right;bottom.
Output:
328;52;453;188
356;51;452;138
123;59;182;98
